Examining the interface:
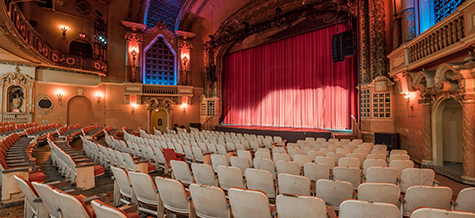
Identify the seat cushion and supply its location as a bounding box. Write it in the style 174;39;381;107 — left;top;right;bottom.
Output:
29;171;46;183
148;163;155;172
94;165;105;176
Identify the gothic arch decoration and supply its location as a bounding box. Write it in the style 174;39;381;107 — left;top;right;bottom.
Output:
0;66;34;123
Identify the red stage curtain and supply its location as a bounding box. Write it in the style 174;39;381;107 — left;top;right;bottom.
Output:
222;24;357;129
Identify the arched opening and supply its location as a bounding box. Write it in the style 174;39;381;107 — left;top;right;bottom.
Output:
67;96;92;127
69;40;93;58
433;97;463;166
7;86;24;112
151;108;169;133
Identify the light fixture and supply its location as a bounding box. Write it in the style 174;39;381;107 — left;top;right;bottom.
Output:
182;54;189;72
95;93;103;104
131;103;138;114
56;90;64;105
129;47;138;82
404;92;413;117
180;103;188;113
60;25;69;39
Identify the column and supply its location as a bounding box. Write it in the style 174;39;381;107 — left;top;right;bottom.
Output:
400;0;416;42
462;99;475;180
122;22;146;83
422;100;432;162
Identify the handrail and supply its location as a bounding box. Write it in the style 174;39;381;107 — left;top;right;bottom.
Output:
351;115;362;139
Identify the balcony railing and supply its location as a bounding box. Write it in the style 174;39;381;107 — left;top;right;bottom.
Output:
143;85;178;94
2;112;29;124
4;3;107;75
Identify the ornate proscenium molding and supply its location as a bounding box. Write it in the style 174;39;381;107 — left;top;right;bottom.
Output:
0;66;34;85
145;98;175;111
122;21;147;42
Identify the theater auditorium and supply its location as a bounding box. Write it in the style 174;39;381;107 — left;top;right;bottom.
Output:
0;0;474;217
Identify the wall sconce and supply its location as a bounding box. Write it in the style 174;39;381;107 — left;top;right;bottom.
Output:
131;103;138;114
95;93;103;104
404;92;413;117
60;25;69;39
129;47;138;82
180;103;188;113
182;54;189;71
56;90;64;105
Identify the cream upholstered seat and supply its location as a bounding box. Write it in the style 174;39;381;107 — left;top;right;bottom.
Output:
91;200;141;218
191;163;217;186
275;194;328;218
389;154;411;162
454;187;475;213
245;168;276;198
339;199;400;218
276;160;300;176
211;154;228;173
346;153;365;167
389;159;414;178
128;171;160;215
170;160;194;186
254;158;276;180
362;159;387;175
155;176;194;217
123;152;152;173
192;146;206;163
152;147;169;174
399;168;436;192
273;153;291;163
333;166;361;189
292;154;312;168
410;207;475;218
55;188;97;218
389;149;408;157
365;166;398;184
255;150;271;160
401;185;453;216
32;182;63;218
366;153;386;160
183;145;194;163
304;162;330;182
315;156;336;169
338;157;360;168
278;173;311;196
237;150;253;166
110;166;137;206
217;165;245;191
228;187;273;218
189;183;230;218
230;156;250;177
315;179;354;210
14;175;48;218
357;182;400;206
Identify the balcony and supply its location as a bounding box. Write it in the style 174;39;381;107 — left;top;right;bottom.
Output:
388;0;475;76
124;83;193;97
0;2;107;75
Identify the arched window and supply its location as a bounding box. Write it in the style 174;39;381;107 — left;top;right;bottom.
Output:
144;37;176;85
69;40;93;58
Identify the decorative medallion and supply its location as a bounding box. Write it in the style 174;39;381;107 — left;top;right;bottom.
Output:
75;0;91;15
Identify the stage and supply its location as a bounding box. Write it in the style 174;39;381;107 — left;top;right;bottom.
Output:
214;125;354;143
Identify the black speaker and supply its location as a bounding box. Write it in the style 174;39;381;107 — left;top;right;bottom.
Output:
341;29;356;57
190;123;201;131
332;33;344;63
374;132;400;150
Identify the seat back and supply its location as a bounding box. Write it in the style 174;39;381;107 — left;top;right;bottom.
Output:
357;183;400;206
403;186;453;215
155;176;190;214
410;207;475;218
303;162;330;182
192;146;204;162
189;183;229;218
255;151;271;160
253;158;276;180
390;149;408;156
122;153;136;172
217;165;244;190
389;160;414;178
339;200;400;218
237;150;253;166
273;153;291;163
389;154;411;162
32;182;63;218
367;153;386;160
455;187;475;213
338;157;360;168
276;194;326;217
333;166;361;189
245;168;276;198
362;159;387;175
170;160;194;185
365;166;398;184
211;154;228;173
276;160;300;176
91;200;129;218
14;175;47;217
111;166;135;199
315;156;335;169
128;171;159;205
191;163;217;186
293;154;312;168
399;168;435;192
278;173;310;196
230;156;250;177
55;189;94;218
346;153;365;167
315;179;353;209
228;188;273;218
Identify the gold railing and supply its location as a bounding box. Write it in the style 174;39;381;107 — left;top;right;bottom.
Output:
2;112;28;124
143;85;178;94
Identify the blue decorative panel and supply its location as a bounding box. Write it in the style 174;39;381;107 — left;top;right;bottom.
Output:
144;38;176;85
145;0;186;29
434;0;466;23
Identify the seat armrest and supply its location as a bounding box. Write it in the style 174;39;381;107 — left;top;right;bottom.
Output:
433;179;439;186
82;193;107;205
63;188;83;195
120;203;138;213
75;162;96;168
2;166;30;173
326;205;337;218
132;156;142;161
134;159;150;164
7;162;32;168
46;180;69;188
